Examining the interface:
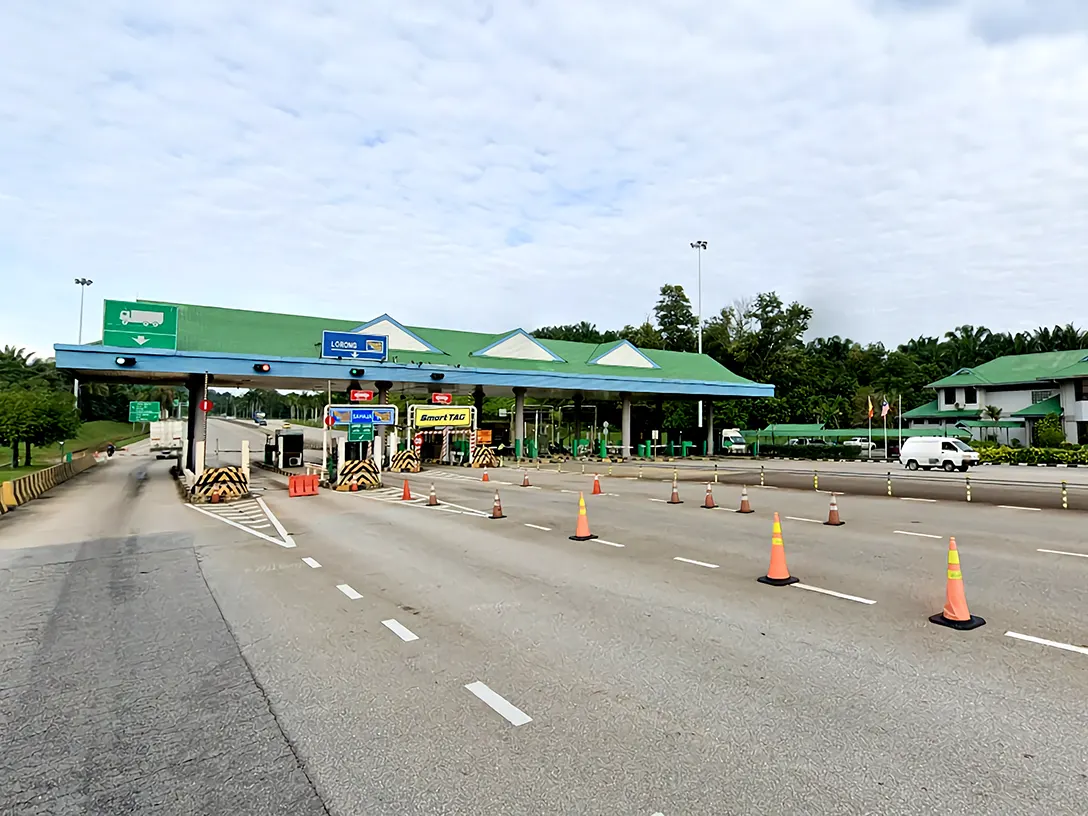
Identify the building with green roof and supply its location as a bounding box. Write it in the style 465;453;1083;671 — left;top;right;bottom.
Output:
903;348;1088;445
55;298;774;468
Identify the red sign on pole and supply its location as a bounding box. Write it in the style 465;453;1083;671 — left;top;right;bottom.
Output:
198;399;213;413
350;390;373;402
430;393;453;404
324;415;336;428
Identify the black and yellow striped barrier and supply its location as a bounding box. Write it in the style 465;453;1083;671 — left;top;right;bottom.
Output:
190;466;249;502
1;452;97;511
336;458;382;490
471;446;499;469
389;449;421;473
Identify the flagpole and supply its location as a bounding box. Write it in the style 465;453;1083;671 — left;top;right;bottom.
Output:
898;394;902;452
868;397;872;458
883;396;888;460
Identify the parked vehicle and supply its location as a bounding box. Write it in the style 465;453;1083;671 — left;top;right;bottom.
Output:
149;420;184;459
843;437;877;451
899;436;979;472
720;428;748;454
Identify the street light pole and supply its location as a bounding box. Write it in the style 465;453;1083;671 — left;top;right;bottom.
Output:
690;241;707;427
74;278;93;403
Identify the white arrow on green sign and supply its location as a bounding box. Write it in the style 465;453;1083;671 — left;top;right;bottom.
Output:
348;424;374;442
102;300;179;350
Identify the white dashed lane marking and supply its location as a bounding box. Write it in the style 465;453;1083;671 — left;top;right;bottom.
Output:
336;584;363;600
302;557;322;568
1037;548;1088;559
465;681;532;726
894;530;943;539
1005;631;1088;657
382;619;419;642
792;583;876;605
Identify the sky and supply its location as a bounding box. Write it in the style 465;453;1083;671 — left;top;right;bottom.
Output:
3;0;1087;359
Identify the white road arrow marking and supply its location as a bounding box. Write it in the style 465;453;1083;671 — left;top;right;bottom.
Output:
134;335;149;345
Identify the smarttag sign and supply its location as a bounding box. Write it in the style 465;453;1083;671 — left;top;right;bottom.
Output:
321;331;387;361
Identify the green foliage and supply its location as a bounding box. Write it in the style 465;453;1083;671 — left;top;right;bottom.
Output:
1034;413;1066;447
0;388;80;467
978;445;1087;465
652;284;696;352
757;444;861;460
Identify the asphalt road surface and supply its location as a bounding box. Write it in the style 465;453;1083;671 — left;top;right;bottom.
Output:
1;418;1086;815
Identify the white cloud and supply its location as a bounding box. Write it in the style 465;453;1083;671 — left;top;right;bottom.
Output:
2;0;1087;359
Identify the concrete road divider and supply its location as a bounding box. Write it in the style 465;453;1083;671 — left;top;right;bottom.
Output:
190;465;249;503
1;453;98;512
336;459;381;490
389;449;421;473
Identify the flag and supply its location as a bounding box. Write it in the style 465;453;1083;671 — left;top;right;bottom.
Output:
867;395;873;419
881;398;890;419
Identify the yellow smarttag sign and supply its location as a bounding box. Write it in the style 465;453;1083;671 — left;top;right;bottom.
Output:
415;407;473;428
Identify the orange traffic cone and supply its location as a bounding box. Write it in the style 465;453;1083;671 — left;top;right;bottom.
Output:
350;482;359;492
521;470;531;487
929;537;986;630
401;479;412;501
427;483;439;506
701;483;716;509
490;489;505;519
758;512;798;586
210;491;221;504
569;492;598;541
667;477;683;504
738;485;753;514
482;469;489;482
824;494;844;526
592;473;602;495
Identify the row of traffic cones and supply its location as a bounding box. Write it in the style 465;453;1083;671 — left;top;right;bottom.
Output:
409;477;984;631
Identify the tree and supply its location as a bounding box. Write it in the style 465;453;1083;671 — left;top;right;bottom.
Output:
0;389;34;468
984;405;1004;443
619;321;664;350
1034;413;1065;447
653;285;696;352
22;390;80;466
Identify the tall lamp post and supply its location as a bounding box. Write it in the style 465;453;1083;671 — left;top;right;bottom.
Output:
74;278;93;402
690;241;706;427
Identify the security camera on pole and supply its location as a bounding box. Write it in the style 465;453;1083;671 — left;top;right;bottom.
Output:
690;241;707;428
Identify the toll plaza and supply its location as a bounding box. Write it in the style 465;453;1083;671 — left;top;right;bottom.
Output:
55;299;774;475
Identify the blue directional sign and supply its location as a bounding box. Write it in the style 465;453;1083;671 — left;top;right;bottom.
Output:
321;331;387;361
328;405;398;426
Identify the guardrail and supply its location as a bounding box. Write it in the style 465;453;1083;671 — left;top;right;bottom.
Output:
0;452;98;513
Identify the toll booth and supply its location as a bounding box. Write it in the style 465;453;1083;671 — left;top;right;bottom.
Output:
407;404;478;465
274;430;305;468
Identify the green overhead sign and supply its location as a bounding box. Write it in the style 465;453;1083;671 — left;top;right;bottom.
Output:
102;300;179;350
348;424;374;442
128;401;161;422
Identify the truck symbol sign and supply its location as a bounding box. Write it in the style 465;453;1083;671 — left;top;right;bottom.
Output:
120;309;165;327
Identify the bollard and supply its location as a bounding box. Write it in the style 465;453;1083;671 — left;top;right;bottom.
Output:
886;471;893;497
714;463;718;483
608;464;613;476
965;474;972;503
1062;480;1068;510
813;470;819;491
581;464;585;475
760;465;765;487
536;459;540;471
638;465;643;479
557;461;562;473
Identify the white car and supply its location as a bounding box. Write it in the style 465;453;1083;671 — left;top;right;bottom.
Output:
843;437;876;451
899;436;979;472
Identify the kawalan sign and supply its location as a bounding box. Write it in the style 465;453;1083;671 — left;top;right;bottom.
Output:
414;406;473;428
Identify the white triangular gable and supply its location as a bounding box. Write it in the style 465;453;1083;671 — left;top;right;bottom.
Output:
359;318;432;353
590;341;658;369
473;330;563;362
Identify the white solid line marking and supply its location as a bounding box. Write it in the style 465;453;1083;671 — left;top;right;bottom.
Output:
382;619;419;642
894;530;943;539
673;556;719;569
256;497;297;547
997;505;1042;512
436;500;490;517
755;485;779;489
302;557;322;568
560;489;579;494
648;498;667;503
595;539;625;548
1037;548;1088;559
786;516;822;524
250;523;272;529
464;681;532;726
1005;631;1088;657
792;583;876;605
900;497;937;503
336;584;363;600
524;523;552;531
186;505;296;548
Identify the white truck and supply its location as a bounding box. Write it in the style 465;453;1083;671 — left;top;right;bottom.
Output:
150;420;184;459
120;308;165;327
719;428;748;454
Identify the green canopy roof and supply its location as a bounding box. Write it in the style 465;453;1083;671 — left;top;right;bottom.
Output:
902;400;981;420
955;420;1024;429
1011;395;1063;418
928;348;1088;388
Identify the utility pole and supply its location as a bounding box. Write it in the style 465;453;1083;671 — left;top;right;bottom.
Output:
74;278;93;405
690;241;707;427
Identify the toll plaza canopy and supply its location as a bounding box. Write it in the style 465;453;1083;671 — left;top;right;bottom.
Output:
55;299;773;461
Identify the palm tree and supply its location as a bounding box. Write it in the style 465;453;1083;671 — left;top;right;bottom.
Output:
942;325;993;370
984;405;1005;444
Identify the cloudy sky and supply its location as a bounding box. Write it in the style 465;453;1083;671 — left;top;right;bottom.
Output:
3;0;1087;358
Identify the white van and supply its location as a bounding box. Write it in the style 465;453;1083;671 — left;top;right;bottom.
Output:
899;436;979;472
720;428;748;454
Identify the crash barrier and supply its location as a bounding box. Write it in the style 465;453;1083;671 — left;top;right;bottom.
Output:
389;449;421;473
1;452;98;512
190;466;249;503
336;458;382;490
471;446;499;469
289;473;320;497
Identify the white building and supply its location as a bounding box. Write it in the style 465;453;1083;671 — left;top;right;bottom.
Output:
903;348;1088;445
